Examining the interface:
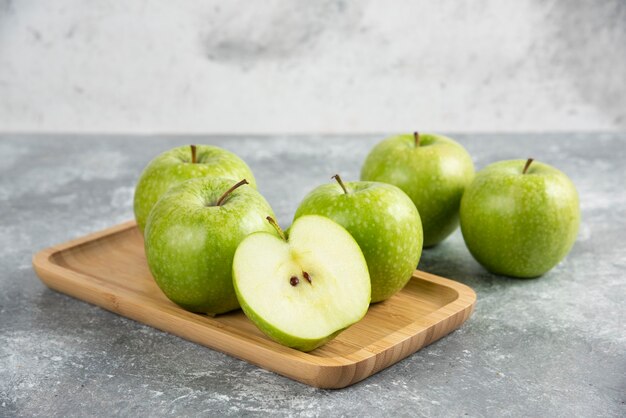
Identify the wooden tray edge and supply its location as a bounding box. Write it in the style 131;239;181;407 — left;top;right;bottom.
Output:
32;222;476;389
332;272;475;388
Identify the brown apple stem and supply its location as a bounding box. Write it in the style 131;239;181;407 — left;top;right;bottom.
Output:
190;145;197;164
414;131;420;147
331;174;349;194
216;179;248;206
522;158;534;174
266;216;287;241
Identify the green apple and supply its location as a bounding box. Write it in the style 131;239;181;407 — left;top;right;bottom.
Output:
360;132;474;247
293;175;423;303
134;144;257;233
233;215;371;351
460;158;580;278
144;177;276;315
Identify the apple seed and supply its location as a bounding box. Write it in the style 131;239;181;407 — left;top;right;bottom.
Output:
289;276;299;286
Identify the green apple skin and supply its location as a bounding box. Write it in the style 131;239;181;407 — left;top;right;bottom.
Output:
134;145;257;234
460;160;580;278
236;296;343;352
360;133;474;247
233;215;371;352
293;181;422;302
144;177;276;315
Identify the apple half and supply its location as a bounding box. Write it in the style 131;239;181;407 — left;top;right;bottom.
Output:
233;215;371;352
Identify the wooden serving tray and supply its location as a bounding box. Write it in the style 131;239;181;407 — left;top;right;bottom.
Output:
33;221;476;389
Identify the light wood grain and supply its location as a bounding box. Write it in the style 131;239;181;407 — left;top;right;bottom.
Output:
32;221;476;389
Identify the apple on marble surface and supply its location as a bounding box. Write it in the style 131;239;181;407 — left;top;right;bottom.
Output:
293;175;423;303
361;132;474;247
144;177;276;315
460;158;580;278
134;144;256;233
233;215;371;352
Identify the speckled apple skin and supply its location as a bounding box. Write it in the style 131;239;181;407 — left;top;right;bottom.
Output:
134;145;257;233
144;177;276;315
360;133;474;247
460;160;580;278
294;181;423;302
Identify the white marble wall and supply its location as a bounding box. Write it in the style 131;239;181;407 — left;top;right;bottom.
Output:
0;0;624;133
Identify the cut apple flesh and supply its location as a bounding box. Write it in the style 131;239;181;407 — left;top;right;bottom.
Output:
233;215;371;351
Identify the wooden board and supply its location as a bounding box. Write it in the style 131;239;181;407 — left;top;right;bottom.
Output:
32;221;476;389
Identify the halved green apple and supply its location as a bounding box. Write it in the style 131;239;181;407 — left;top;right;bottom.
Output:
233;215;371;352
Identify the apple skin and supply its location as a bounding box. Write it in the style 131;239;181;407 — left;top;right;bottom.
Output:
293;181;422;302
134;145;257;234
460;159;580;278
360;133;474;247
236;296;342;351
144;177;276;315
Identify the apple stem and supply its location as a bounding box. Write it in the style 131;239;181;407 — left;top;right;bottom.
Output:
266;216;287;241
190;145;197;164
414;131;420;147
523;158;534;174
331;174;349;194
216;179;248;206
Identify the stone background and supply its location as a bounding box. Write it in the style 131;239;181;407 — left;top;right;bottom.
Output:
1;133;625;416
1;0;625;134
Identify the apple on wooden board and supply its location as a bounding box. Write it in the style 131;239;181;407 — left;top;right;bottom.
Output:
134;144;257;233
293;175;423;303
233;215;371;352
361;132;475;247
460;158;580;278
144;177;276;315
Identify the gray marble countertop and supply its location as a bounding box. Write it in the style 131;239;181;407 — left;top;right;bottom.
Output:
1;133;625;417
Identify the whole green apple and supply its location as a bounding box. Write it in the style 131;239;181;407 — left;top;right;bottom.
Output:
361;132;474;247
134;144;257;233
233;215;371;352
460;158;580;278
144;177;276;315
293;175;423;303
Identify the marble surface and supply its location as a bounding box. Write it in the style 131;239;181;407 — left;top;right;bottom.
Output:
1;1;626;133
1;133;625;417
